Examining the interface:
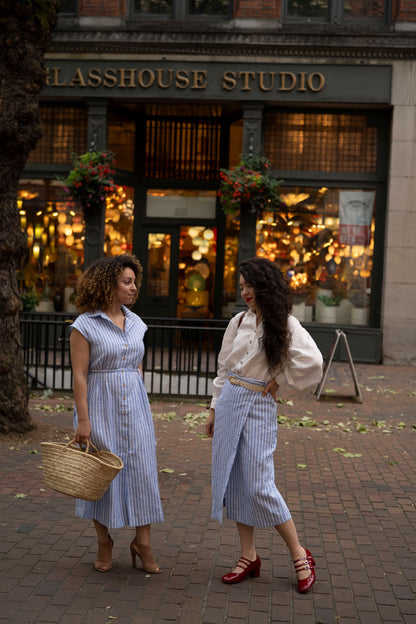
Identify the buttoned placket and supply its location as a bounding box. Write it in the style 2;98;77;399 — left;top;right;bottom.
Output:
122;340;129;442
237;325;258;372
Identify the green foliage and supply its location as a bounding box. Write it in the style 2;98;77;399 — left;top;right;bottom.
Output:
218;152;284;215
60;151;117;214
318;293;343;307
20;288;40;312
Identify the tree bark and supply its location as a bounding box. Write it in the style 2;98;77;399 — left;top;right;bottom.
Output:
0;1;61;433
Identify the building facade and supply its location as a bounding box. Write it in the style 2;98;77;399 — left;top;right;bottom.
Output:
18;0;416;364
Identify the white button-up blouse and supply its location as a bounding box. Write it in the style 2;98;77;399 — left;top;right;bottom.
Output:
210;309;323;409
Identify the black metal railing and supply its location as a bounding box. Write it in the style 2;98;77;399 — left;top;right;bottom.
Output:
20;313;228;398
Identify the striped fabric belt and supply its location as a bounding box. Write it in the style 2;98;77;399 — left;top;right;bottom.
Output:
89;369;138;373
228;375;265;392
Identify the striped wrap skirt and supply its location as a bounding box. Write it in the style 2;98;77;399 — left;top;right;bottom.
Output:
211;372;292;528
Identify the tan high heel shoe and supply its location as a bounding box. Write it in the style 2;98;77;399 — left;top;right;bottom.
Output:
130;538;161;574
94;534;113;572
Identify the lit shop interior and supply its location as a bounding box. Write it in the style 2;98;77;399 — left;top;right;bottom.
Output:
18;182;374;325
18;105;380;326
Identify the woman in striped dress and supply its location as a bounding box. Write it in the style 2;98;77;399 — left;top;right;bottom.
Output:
206;257;323;592
70;255;164;573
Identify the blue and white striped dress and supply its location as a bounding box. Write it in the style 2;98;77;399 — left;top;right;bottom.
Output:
71;307;164;529
212;373;292;527
211;312;323;528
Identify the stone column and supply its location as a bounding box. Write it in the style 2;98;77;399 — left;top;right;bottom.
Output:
234;104;264;313
84;100;108;268
382;61;416;364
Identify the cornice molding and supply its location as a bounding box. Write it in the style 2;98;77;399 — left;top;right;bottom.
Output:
50;29;416;60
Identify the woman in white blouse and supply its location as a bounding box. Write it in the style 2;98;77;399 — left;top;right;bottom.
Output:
206;257;323;592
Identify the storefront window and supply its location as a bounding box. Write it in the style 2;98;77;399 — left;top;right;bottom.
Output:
287;0;328;19
256;186;375;326
18;181;135;313
285;0;387;22
27;106;87;165
265;111;378;174
17;181;84;313
344;0;386;19
177;226;217;318
146;189;216;219
189;0;230;16
147;234;172;296
223;213;239;318
133;0;231;17
104;187;135;257
146;111;221;181
134;0;172;14
108;114;136;172
59;0;77;13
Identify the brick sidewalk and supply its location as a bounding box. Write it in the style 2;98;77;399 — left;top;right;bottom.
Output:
1;362;415;623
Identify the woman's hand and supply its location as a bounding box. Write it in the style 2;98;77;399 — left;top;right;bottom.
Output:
263;378;279;401
206;408;215;437
74;420;91;446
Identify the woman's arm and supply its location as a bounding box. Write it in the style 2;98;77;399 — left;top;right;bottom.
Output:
205;408;215;437
276;317;323;390
70;328;91;445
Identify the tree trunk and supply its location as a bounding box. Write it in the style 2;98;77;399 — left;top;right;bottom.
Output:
0;1;61;433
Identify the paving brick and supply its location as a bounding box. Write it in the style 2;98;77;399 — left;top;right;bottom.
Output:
0;362;416;623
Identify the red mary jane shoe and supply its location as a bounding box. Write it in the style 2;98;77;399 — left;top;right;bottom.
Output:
293;548;316;593
222;555;261;584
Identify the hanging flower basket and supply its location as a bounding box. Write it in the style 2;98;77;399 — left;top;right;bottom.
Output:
60;151;117;215
218;152;284;216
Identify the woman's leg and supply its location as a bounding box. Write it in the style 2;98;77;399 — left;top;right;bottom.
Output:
236;522;257;565
130;524;161;574
93;519;113;572
275;518;312;581
221;522;261;583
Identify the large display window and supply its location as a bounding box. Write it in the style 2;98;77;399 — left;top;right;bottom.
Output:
17;180;134;313
256;186;375;325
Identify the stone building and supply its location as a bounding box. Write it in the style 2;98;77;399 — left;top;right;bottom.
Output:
18;0;416;364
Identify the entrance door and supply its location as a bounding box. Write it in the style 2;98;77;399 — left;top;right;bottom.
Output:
137;225;217;319
138;227;179;318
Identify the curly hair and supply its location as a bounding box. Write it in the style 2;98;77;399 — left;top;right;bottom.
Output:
239;257;292;372
75;255;143;313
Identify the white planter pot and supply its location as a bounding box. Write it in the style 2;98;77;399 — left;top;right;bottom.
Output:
350;307;370;326
316;306;337;324
65;287;78;313
292;302;306;322
336;299;353;324
36;300;55;313
304;305;313;322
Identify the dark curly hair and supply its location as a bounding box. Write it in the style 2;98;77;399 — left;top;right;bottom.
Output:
239;257;292;372
75;255;143;313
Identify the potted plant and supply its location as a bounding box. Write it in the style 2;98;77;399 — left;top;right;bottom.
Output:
289;272;311;322
316;292;342;323
61;150;117;215
20;288;40;312
60;150;118;267
349;292;370;325
218;152;284;216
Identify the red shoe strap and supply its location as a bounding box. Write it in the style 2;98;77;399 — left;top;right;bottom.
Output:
293;555;314;572
236;556;256;570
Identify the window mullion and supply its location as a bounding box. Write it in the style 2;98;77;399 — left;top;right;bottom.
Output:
174;0;187;20
330;0;343;24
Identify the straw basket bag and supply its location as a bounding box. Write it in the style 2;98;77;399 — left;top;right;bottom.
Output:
41;439;124;501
